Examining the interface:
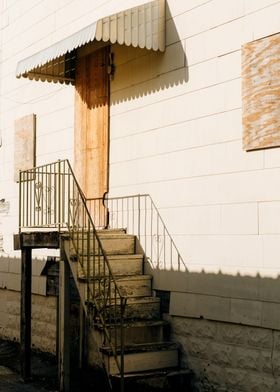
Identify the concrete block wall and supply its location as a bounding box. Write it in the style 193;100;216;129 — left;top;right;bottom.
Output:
0;254;56;353
171;316;280;392
0;288;57;353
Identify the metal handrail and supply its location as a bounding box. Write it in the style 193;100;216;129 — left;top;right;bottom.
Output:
19;159;126;391
87;194;186;272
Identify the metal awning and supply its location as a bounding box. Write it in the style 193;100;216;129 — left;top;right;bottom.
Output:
16;0;165;85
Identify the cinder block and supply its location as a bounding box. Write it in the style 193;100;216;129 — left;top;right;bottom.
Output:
218;323;247;346
185;336;209;360
233;346;261;371
172;316;217;339
245;372;277;392
246;328;272;349
209;342;233;366
272;351;280;376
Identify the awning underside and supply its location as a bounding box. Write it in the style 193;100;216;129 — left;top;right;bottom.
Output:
16;0;165;85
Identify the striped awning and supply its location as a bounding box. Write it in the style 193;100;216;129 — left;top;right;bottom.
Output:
16;0;165;85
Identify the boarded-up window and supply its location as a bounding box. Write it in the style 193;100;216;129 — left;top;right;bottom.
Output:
242;33;280;151
14;114;36;181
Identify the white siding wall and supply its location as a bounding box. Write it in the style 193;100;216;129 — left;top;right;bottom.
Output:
0;0;147;253
109;0;280;281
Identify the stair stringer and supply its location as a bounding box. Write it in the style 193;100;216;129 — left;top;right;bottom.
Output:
63;238;88;313
63;236;110;371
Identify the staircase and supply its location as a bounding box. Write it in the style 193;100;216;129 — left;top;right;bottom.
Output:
63;228;188;390
18;160;193;391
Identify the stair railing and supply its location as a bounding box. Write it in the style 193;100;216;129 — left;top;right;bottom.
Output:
19;159;126;391
87;194;186;272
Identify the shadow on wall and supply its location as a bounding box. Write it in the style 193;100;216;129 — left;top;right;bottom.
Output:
0;254;47;291
110;2;188;105
144;262;280;391
1;250;280;390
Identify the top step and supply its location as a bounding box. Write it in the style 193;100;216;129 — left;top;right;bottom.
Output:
96;229;126;235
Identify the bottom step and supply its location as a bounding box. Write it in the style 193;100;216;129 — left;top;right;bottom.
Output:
111;369;195;392
101;342;178;375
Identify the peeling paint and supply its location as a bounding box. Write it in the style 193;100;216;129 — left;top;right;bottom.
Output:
0;199;10;214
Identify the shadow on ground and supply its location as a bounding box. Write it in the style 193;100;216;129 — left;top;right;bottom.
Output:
0;339;110;392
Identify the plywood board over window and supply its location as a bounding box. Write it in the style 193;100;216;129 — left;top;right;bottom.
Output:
14;114;36;182
242;33;280;151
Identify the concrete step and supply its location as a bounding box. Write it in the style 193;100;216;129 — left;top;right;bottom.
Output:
96;229;126;235
94;320;170;345
111;369;194;392
92;296;160;321
122;296;160;320
76;254;143;278
101;342;179;375
115;275;152;297
70;233;135;255
79;275;152;298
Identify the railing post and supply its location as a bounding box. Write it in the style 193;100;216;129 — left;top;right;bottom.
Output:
20;246;32;381
58;238;70;392
19;170;22;232
137;194;141;240
58;160;61;231
120;297;126;392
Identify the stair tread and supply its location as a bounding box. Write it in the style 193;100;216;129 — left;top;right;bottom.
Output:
107;254;143;260
72;253;142;260
78;274;150;283
121;296;160;304
95;319;169;329
115;274;151;281
97;229;126;234
100;341;178;355
73;233;135;239
112;368;192;380
88;296;159;303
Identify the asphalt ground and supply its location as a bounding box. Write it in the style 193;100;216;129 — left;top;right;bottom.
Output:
0;339;58;391
0;339;111;392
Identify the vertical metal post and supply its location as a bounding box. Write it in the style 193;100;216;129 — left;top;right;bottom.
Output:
137;194;141;240
59;241;70;392
58;160;61;231
120;297;125;392
79;302;85;369
19;171;22;232
20;247;32;381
